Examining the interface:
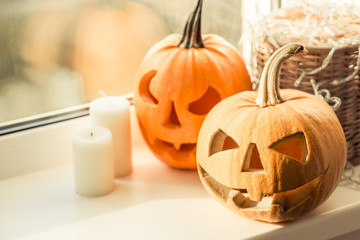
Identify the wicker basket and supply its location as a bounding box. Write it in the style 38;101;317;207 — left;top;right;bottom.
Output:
256;39;360;165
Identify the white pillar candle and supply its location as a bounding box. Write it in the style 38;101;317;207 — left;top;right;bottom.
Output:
90;96;132;177
72;126;115;197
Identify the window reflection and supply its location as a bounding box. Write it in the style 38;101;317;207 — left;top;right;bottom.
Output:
0;0;245;125
0;0;170;123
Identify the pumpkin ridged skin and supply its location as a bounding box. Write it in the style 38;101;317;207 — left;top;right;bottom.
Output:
134;33;251;169
134;0;251;170
196;43;347;222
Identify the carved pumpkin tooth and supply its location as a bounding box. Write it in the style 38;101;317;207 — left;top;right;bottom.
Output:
255;196;273;209
173;143;182;151
272;192;286;210
247;190;264;202
228;189;240;201
227;189;246;207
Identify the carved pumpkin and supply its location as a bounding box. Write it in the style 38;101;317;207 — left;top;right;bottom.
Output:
18;8;74;83
72;0;168;100
133;0;251;169
196;43;347;222
1;5;77;84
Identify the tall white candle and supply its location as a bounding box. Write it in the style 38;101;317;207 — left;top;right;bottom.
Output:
90;96;132;177
72;126;115;197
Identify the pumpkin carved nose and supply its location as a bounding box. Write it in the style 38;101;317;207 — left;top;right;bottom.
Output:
162;101;181;128
243;143;264;172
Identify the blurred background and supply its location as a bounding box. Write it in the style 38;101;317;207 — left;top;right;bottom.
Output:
0;0;273;124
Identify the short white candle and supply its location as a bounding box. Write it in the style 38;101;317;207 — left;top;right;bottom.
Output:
72;126;115;197
90;96;132;177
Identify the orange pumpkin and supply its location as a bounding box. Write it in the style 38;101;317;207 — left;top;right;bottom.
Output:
14;7;75;83
72;0;168;100
133;0;251;169
196;43;347;222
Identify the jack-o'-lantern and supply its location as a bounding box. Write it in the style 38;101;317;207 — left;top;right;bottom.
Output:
133;0;251;169
196;43;347;222
11;7;75;83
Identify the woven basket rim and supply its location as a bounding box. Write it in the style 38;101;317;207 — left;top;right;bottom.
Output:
265;38;359;52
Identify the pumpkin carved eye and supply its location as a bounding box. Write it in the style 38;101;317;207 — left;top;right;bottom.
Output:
188;86;221;115
270;132;308;164
209;129;239;156
139;70;158;105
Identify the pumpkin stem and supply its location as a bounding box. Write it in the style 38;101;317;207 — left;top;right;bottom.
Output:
256;43;307;107
178;0;205;48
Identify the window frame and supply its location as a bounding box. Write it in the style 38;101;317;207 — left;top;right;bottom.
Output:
0;104;89;136
0;93;133;180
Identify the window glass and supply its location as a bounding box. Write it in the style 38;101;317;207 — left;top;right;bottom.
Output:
0;0;266;126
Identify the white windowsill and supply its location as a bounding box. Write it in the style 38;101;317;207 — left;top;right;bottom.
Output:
0;107;360;239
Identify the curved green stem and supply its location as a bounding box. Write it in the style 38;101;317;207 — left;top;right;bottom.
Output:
178;0;204;49
256;43;307;107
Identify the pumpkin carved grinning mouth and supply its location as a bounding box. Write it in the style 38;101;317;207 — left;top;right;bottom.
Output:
200;166;328;212
152;138;197;152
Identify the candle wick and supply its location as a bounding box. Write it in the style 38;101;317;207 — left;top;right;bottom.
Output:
99;90;113;106
90;132;94;137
